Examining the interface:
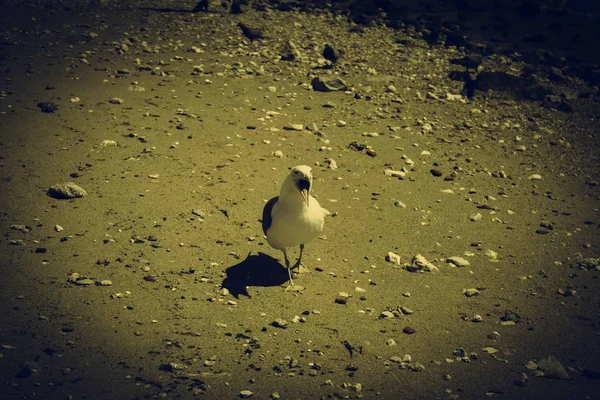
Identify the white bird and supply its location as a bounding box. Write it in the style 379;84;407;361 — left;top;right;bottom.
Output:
262;165;327;291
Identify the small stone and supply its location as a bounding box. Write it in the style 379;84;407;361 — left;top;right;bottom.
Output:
324;158;338;169
55;225;64;232
311;76;349;92
537;355;569;379
74;278;94;286
109;97;124;104
220;288;229;296
472;314;483;322
47;182;87;199
385;251;401;265
273;150;284;158
386;338;397;346
379;311;395;319
335;292;350;304
384;169;406;179
525;361;538;370
528;174;542;180
403;326;416;334
192;209;206;218
240;390;253;398
285;123;304;131
447;256;470;267
37;101;58;113
408;254;439;272
399;306;413;315
10;224;31;233
99;280;113;286
469;212;482;222
271;318;288;329
464;288;480;297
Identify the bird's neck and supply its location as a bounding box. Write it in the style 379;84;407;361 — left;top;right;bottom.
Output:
280;184;309;210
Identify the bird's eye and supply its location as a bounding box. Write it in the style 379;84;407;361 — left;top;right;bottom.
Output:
293;170;299;175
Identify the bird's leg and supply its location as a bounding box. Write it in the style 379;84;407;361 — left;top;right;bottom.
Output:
292;244;310;274
283;249;303;292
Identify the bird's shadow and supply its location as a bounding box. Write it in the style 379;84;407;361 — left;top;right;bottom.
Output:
221;252;288;298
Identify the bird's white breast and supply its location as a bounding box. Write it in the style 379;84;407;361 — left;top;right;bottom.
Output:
266;196;324;250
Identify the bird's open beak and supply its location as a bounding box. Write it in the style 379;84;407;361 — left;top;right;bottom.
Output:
297;178;310;205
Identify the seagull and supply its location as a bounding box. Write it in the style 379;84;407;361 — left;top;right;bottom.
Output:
262;165;327;291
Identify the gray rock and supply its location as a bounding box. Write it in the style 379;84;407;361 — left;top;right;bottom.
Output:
522;84;553;101
311;76;348;92
281;41;301;61
537;355;569;379
47;182;87;199
379;311;395;319
447;256;470;268
573;258;599;270
407;254;439;272
271;318;288;329
543;95;573;112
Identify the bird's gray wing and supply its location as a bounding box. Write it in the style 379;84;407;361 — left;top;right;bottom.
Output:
261;196;279;235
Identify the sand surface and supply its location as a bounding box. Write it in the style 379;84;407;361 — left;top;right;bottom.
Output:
1;1;599;399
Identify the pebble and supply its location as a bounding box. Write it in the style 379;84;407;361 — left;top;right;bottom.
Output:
379;311;395;319
285;123;304;131
386;338;397;346
469;212;482;222
446;256;470;267
485;249;498;259
335;292;350;304
109;97;124;104
384;169;406;179
537;355;569;379
528;174;543;180
55;225;64;232
99;280;113;286
399;306;413;315
472;314;483;322
311;76;348;92
240;390;253;398
324;158;338;169
273;150;284;158
525;360;538;370
463;288;480;297
272;318;288;329
408;254;439;272
403;326;416;334
47;182;87;199
37;101;58;112
385;251;401;265
10;224;31;233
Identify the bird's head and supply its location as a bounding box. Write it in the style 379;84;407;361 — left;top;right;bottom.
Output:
283;165;313;205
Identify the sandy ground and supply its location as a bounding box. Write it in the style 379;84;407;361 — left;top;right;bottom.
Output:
1;1;599;399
